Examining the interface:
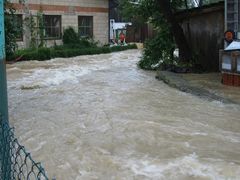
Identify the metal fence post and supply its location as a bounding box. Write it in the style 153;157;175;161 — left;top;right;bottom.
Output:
0;0;10;179
0;0;8;121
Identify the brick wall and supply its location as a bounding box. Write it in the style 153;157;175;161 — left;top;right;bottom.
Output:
11;0;109;48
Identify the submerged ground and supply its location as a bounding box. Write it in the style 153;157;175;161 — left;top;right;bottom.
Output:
7;50;240;179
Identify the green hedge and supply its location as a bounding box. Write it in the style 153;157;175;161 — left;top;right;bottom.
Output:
9;44;137;61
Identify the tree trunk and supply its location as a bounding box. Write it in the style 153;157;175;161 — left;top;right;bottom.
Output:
157;0;192;62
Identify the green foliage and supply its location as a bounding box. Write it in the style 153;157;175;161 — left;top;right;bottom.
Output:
62;27;79;45
37;48;51;60
62;27;98;49
12;47;51;61
9;44;137;61
28;14;38;48
4;0;20;58
119;0;179;70
26;11;45;48
119;0;183;26
118;0;146;26
138;28;175;70
37;11;45;47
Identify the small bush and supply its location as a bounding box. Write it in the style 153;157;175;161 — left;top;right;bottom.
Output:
37;48;52;60
21;51;38;60
138;29;175;70
20;48;52;60
101;47;111;54
62;27;79;45
51;49;67;58
62;27;97;48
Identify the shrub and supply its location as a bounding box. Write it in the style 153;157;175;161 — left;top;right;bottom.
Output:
62;27;79;45
52;49;67;58
101;47;111;54
21;51;38;60
62;27;97;48
5;1;20;58
37;48;51;60
8;44;138;61
138;29;175;70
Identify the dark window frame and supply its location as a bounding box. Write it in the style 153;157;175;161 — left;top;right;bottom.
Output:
13;14;23;41
78;16;93;38
43;15;62;40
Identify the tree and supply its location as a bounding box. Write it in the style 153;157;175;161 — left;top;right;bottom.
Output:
120;0;222;64
119;0;193;66
156;0;192;62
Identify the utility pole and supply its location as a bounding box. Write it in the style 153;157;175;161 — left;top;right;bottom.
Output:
0;0;8;122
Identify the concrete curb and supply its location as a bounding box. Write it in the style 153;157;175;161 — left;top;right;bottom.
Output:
156;71;236;104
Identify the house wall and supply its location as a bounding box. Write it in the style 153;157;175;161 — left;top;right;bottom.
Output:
10;0;109;48
176;2;224;71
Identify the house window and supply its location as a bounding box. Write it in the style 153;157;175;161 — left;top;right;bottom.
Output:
78;16;93;38
15;15;23;41
43;15;61;39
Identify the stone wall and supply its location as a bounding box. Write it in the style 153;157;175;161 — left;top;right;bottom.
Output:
10;0;109;48
176;2;224;71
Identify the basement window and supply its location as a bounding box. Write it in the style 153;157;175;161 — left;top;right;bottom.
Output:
78;16;93;38
43;15;62;39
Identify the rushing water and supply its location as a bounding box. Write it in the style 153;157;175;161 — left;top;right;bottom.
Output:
7;50;240;180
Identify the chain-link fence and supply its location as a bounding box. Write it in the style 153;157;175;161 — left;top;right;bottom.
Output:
0;115;49;180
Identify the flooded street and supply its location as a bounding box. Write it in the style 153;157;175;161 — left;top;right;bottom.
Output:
7;49;240;180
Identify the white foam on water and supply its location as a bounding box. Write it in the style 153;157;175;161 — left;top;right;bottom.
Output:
184;142;190;148
175;130;208;137
12;64;107;88
7;67;21;71
124;153;240;179
58;162;71;170
8;50;141;90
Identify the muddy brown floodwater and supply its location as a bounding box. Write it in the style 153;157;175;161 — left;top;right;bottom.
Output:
7;50;240;180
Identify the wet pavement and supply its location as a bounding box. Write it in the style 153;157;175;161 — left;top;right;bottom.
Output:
7;50;240;180
182;73;240;104
157;71;240;104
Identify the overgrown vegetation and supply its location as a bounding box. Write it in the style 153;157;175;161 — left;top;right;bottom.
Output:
62;27;98;49
138;27;175;70
63;27;80;45
9;44;137;61
4;0;20;58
